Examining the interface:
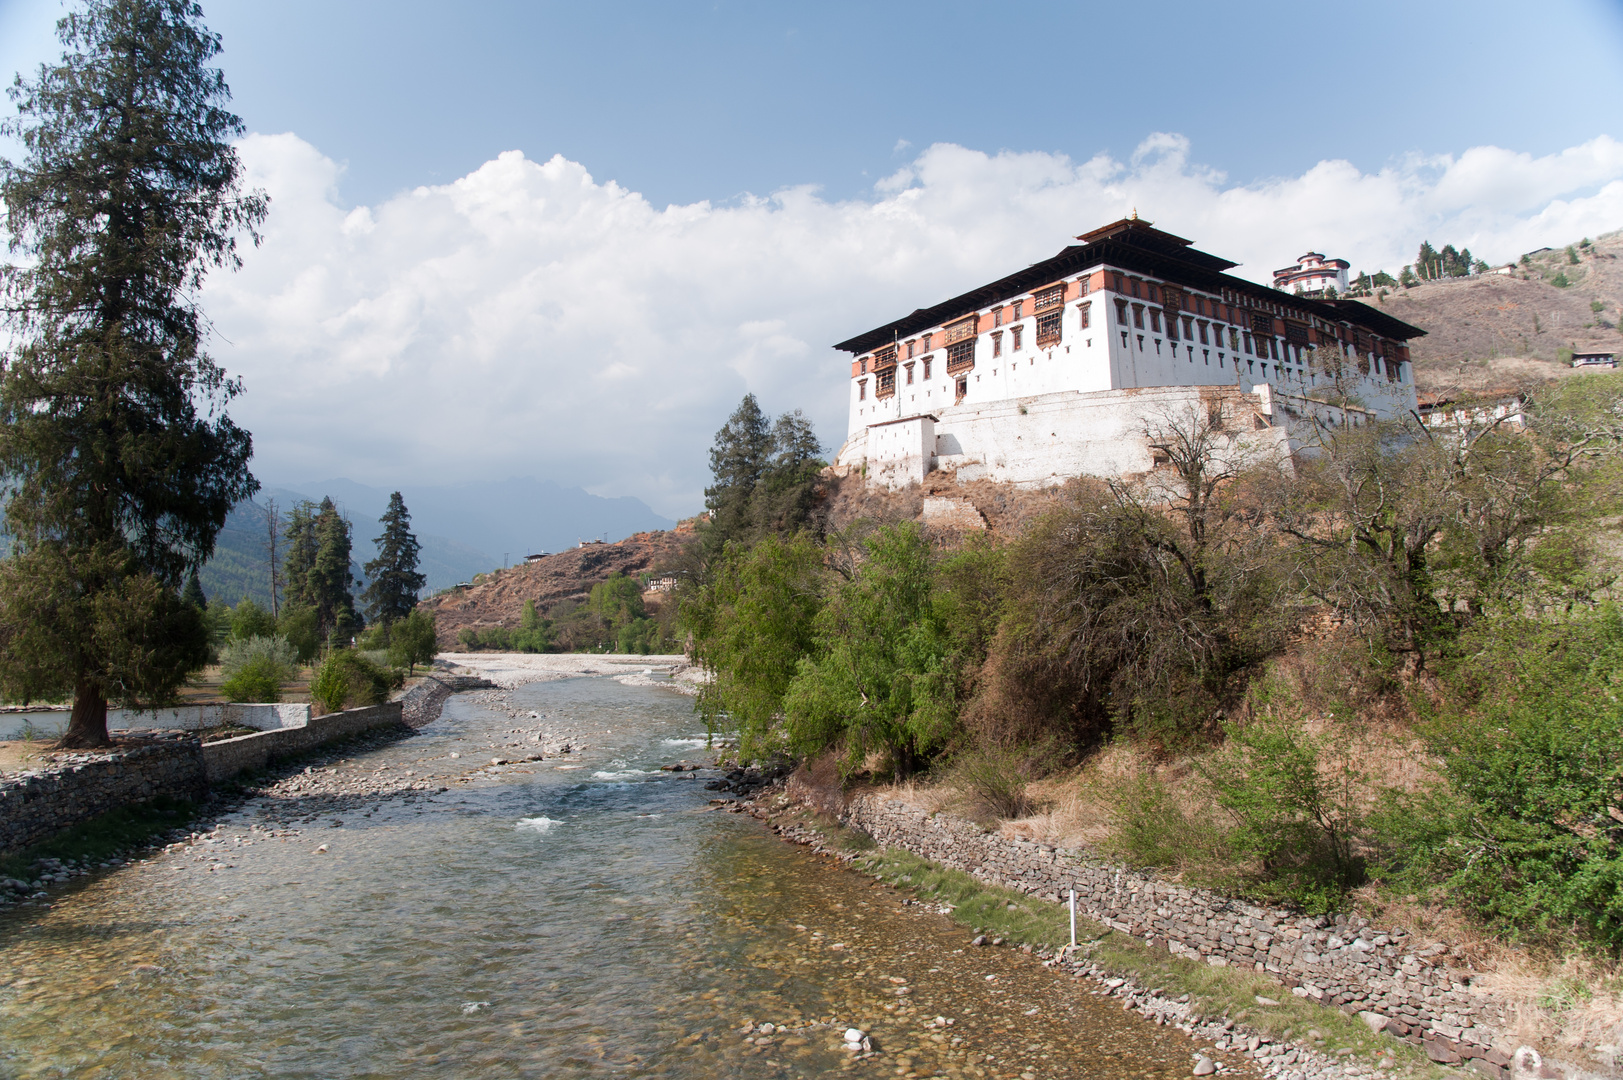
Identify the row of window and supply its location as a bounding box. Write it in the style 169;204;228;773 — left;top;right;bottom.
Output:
857;267;1399;379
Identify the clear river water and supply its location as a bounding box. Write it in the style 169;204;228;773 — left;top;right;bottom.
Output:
0;677;1236;1079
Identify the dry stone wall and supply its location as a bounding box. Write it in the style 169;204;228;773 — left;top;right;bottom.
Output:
842;794;1518;1078
0;741;207;853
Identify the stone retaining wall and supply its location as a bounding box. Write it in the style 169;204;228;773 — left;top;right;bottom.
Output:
0;702;409;854
199;702;405;785
0;741;207;853
842;794;1516;1077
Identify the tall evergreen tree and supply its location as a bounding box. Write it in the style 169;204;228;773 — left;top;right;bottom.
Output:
361;492;426;628
0;0;267;745
697;395;825;563
182;570;207;610
280;500;320;610
307;498;357;639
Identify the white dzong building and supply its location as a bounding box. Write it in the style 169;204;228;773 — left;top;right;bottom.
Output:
831;217;1424;490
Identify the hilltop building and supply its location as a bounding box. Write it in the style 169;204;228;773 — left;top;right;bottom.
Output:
1272;251;1351;295
832;217;1423;490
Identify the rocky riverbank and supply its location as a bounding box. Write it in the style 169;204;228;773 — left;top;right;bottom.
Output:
728;782;1574;1080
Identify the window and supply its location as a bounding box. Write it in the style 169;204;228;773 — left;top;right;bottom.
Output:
1036;308;1063;347
905;362;915;384
874;343;897;367
1149;309;1162;333
1034;284;1065;312
1115;298;1129;324
1183;316;1194;339
991;330;1003;358
947;338;976;373
1077;301;1091;329
955;377;967;403
923;357;931;380
920;333;931;351
993;308;1003;328
943;316;976;347
860;357;868;374
858;379;866;400
1078;275;1090;297
906;340;915;359
1198;321;1209;345
876;369;896;398
1012;300;1024;320
1010;325;1023;351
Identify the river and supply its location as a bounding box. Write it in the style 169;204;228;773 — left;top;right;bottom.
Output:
0;676;1242;1079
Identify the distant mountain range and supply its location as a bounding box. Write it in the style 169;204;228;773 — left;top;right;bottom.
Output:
198;477;677;608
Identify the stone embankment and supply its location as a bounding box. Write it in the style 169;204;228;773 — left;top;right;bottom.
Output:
0;740;208;854
0;702;410;857
837;794;1529;1080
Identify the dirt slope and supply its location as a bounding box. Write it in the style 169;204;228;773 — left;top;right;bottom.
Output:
419;527;691;645
1374;228;1623;398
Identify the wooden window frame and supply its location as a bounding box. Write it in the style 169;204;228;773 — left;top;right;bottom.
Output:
1034;283;1065;313
875;368;896;398
946;338;976;374
1077;301;1091;330
1035;308;1063;348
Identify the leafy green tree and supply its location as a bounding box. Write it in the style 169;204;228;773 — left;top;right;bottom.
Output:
227;597;276;641
1568;245;1580;265
782;523;956;777
1373;609;1623;949
1370;270;1397;288
0;0;266;745
361;492;426;628
387;608;438;673
1399;265;1416;288
689;533;826;755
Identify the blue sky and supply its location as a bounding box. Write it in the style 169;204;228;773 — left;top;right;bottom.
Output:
7;0;1622;209
2;0;1622;518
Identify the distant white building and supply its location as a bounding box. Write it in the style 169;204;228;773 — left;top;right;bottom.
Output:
1273;252;1350;296
1573;352;1617;369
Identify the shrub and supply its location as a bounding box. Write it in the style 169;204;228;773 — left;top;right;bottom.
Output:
219;657;287;703
1198;673;1369;912
310;649;402;713
1371;608;1623;950
1098;768;1236;890
944;747;1038;823
218;635;296;702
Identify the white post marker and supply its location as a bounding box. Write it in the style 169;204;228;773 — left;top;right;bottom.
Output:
1069;888;1077;948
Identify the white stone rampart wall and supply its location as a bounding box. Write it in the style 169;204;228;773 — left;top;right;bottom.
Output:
841;794;1518;1077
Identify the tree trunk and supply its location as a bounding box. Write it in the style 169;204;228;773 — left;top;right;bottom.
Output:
60;679;111;748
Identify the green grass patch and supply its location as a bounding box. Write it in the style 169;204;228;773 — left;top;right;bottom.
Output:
0;795;197;880
852;845;1453;1078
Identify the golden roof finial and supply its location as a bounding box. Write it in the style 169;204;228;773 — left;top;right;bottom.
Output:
1129;207;1138;221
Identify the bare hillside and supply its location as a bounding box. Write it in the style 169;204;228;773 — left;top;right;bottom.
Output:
1371;228;1622;397
419;527;692;645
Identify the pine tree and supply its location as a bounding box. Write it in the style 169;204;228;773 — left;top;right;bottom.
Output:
182;570;207;610
0;0;266;745
307;498;356;639
361;492;426;628
280;501;320;610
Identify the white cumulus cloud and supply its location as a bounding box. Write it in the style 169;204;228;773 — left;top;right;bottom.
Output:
201;132;1623;517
